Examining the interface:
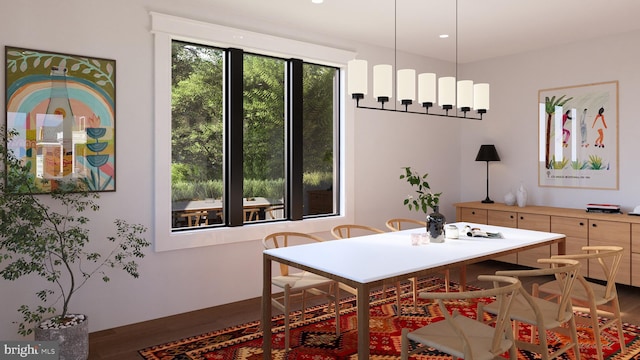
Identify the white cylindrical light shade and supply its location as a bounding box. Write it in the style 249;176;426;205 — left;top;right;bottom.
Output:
418;73;436;104
347;59;367;96
397;69;416;102
438;76;456;107
457;80;473;109
474;83;490;110
373;64;393;100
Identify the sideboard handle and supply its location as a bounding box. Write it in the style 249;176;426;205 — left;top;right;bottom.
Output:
579;222;584;226
520;216;524;220
471;211;475;215
510;215;514;219
592;223;597;227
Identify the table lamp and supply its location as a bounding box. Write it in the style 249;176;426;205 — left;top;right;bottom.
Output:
475;144;501;203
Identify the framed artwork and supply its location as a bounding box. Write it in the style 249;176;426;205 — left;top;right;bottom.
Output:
5;46;116;192
538;81;618;190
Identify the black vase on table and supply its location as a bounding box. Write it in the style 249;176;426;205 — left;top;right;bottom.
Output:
426;206;446;243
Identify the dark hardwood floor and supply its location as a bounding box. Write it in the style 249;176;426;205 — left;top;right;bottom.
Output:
88;260;640;359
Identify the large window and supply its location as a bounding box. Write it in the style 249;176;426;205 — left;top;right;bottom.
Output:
152;13;354;250
169;41;338;231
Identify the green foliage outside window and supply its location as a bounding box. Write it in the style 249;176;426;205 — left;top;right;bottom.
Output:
170;41;336;203
171;42;335;185
171;171;333;201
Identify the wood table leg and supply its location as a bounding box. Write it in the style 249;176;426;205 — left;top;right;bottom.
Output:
356;283;370;360
262;254;272;359
558;236;566;255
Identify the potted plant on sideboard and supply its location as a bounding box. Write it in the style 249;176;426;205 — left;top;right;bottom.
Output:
0;128;151;359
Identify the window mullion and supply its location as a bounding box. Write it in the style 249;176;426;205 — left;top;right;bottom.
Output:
225;48;244;226
287;59;304;220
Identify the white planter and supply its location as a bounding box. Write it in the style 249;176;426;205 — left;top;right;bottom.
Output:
516;184;528;207
504;191;516;206
34;314;88;360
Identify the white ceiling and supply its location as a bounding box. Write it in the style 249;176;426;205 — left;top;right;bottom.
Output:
201;0;640;63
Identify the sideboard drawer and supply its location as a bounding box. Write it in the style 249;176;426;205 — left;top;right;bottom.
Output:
551;216;588;238
488;210;517;228
517;213;550;231
459;208;487;224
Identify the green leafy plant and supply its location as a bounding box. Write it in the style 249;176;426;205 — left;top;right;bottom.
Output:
588;154;604;170
0;128;151;335
549;156;569;169
571;160;589;170
400;167;442;214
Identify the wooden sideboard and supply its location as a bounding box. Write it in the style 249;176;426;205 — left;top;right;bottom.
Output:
454;201;640;286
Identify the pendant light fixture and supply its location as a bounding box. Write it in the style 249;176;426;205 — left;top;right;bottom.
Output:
347;0;489;120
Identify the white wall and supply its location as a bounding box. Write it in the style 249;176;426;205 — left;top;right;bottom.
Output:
0;0;277;340
349;45;463;228
1;0;639;342
0;0;459;340
460;29;640;212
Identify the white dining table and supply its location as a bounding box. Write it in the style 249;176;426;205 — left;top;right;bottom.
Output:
261;222;566;359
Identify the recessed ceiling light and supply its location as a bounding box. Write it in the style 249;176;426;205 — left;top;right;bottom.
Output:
312;0;323;3
439;34;449;39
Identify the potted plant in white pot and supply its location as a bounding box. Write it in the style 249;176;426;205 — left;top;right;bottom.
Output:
400;166;445;242
0;128;151;360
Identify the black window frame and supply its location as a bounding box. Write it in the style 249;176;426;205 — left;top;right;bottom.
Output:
171;42;340;232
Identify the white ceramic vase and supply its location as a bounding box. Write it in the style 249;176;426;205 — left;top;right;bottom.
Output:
516;184;528;207
504;191;516;206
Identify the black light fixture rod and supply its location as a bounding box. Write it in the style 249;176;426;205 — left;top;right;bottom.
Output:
355;103;483;120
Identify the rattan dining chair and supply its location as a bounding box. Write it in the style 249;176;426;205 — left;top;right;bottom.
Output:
385;218;451;308
534;246;625;360
262;232;340;350
385;218;427;232
330;224;409;313
330;224;385;239
478;258;582;360
401;274;522;360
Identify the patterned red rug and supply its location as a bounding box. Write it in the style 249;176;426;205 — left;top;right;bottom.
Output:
139;278;640;359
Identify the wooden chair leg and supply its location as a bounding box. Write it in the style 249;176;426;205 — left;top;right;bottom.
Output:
613;299;626;354
395;281;401;315
570;316;581;360
591;304;604;360
443;270;450;292
333;282;341;336
411;277;418;311
284;286;291;350
401;328;410;360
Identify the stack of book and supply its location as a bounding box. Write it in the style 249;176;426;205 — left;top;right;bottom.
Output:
586;203;621;214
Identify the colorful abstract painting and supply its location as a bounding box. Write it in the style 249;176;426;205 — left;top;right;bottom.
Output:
5;46;116;192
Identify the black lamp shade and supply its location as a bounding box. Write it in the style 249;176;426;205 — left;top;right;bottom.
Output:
475;144;500;162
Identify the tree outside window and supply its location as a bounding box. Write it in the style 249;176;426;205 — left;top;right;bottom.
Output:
170;41;337;231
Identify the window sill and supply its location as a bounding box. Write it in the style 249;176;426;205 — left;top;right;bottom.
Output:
154;214;350;252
